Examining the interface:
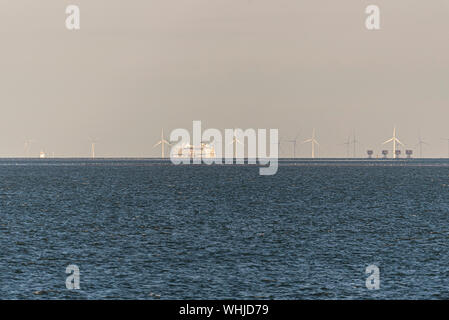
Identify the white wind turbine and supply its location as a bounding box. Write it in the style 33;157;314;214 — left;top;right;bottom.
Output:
302;128;319;158
153;129;171;158
228;131;243;158
24;138;36;157
89;137;98;159
382;126;404;159
416;132;429;158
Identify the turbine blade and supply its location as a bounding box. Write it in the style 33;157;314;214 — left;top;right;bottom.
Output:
153;141;162;147
383;138;394;144
395;138;404;146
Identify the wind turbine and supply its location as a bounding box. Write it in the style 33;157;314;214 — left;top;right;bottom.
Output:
285;132;300;158
228;131;243;158
416;133;429;158
277;138;284;157
24;138;36;157
229;136;243;146
382;126;404;159
153;129;171;158
89;137;98;159
350;130;360;158
302;128;319;158
341;136;351;158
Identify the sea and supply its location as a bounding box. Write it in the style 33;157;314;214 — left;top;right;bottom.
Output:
1;158;449;299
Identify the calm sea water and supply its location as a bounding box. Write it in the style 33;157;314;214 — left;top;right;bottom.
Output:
1;158;449;299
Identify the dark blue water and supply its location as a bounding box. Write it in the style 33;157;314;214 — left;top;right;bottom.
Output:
1;159;449;299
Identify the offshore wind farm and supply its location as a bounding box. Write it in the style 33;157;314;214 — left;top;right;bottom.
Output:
18;126;449;160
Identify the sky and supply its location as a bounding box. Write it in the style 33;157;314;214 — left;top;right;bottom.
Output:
0;0;448;158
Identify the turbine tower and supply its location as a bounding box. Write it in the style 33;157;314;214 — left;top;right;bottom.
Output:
277;138;283;157
286;132;300;158
153;129;171;158
382;127;404;159
89;138;98;159
303;128;319;158
416;133;429;158
351;130;359;158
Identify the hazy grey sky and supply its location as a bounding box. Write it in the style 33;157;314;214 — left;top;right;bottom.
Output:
1;0;448;157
